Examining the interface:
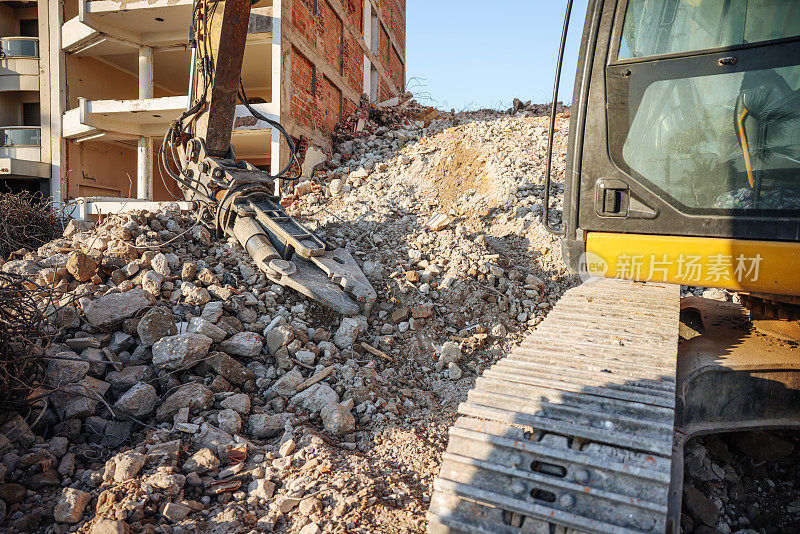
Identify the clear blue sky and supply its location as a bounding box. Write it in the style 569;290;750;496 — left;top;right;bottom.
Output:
406;0;591;111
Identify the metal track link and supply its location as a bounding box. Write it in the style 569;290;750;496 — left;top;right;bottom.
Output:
429;279;680;534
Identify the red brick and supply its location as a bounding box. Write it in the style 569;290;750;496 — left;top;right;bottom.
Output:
389;45;403;92
342;30;363;94
290;48;315;128
316;0;342;74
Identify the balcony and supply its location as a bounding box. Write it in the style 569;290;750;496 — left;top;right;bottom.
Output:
0;37;39;58
0;126;48;179
62;97;278;143
63;1;273;55
0;38;39;92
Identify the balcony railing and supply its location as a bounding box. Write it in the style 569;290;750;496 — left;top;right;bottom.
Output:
0;37;39;58
0;127;41;147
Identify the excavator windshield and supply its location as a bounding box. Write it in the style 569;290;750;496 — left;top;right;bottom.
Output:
610;0;800;211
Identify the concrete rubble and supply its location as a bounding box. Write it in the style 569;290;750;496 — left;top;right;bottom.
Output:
0;100;576;533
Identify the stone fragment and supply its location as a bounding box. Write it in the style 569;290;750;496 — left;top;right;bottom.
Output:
151;253;170;277
114;382;159;418
63;219;94;238
91;518;129;534
107;365;155;391
220;393;251;415
218;331;263;357
320;402;356;437
267;325;294;354
208;352;255;387
54;487;91;523
448;362;463;380
182;448;219;473
333;317;360;349
299;523;322;534
162;502;191;522
141;270;164;296
201;301;224;323
248;413;288;439
437;341;462;371
272;367;304;396
291;383;339;414
279;439;296;457
85;289;152;327
137;307;177;347
217;409;242;435
113;450;147;483
181;262;197;281
187;317;226;342
683;485;719;527
66;250;98;282
248;478;276;500
156;382;214;422
152;333;212;370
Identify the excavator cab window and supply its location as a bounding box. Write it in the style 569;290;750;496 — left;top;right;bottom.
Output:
610;0;800;212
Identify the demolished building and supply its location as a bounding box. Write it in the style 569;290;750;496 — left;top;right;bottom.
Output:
0;0;406;215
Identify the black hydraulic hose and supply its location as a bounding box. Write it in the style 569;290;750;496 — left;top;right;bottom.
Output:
543;0;573;236
238;80;301;181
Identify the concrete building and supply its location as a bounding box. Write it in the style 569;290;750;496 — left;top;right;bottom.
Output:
0;1;49;194
2;0;405;212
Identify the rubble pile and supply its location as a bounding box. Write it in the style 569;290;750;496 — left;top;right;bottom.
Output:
683;431;800;534
0;103;575;534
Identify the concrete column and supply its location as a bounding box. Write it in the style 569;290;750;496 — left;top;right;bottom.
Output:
138;46;153;99
137;137;153;200
47;0;66;202
270;1;284;181
137;46;153;199
362;0;371;97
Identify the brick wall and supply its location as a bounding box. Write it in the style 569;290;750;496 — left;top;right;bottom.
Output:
389;44;403;92
342;30;363;94
317;0;342;75
292;0;315;46
290;48;315;128
287;0;405;145
380;0;405;51
342;0;362;31
316;75;342;134
378;78;390;103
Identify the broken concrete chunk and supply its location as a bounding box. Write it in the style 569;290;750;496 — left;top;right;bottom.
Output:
113;450;147;483
333;317;360;350
266;324;294;355
220;393;251;415
290;383;339;414
114;382;159;419
156;382;214;422
218;331;263;358
182;447;219;474
152;333;212;370
208;352;255;387
85;289;153;328
272;367;304;397
248;413;288;439
66;250;98;282
321;402;356;437
248;478;276;500
138;306;177;347
187;316;226;342
54;487;91;523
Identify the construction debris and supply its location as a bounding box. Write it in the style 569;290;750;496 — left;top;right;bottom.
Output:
0;102;575;533
0;192;70;260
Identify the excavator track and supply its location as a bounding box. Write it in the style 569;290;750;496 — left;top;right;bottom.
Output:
429;278;680;534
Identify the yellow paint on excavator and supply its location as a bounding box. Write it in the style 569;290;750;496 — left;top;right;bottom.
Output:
585;232;800;297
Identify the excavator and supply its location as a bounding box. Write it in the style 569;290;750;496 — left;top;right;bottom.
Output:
167;1;800;533
428;1;800;533
160;0;376;319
